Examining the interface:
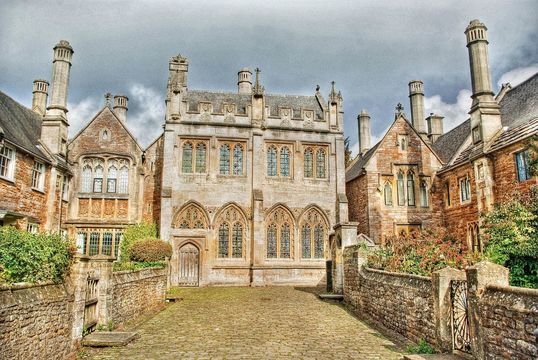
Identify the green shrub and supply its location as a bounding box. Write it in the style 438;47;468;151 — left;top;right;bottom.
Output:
120;222;158;261
112;260;166;272
407;339;436;354
0;227;75;284
130;239;172;262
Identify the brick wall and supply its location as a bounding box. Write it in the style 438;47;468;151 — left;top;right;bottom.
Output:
479;285;538;359
346;175;369;236
142;135;164;225
111;267;167;326
0;283;74;359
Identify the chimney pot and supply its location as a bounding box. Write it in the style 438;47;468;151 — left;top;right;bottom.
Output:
113;95;129;122
32;79;49;116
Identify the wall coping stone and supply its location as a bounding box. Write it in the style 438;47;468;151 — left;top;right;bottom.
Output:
485;284;538;297
0;280;57;291
364;267;432;283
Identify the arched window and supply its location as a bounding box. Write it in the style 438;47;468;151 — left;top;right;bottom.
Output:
117;166;129;193
195;143;206;173
218;223;229;258
407;172;416;206
81;165;92;193
316;149;326;178
280;146;290;177
93;166;103;193
173;203;209;229
384;182;393;206
280;223;291;258
267;145;277;176
300;207;328;259
107;166;117;193
266;206;294;259
182;142;193;173
233;144;243;176
304;148;313;178
397;172;405;206
420;181;428;207
232;223;243;258
267;224;277;258
220;144;230;175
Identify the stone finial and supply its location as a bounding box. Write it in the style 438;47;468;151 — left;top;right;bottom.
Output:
105;93;112;107
252;67;264;96
329;81;338;104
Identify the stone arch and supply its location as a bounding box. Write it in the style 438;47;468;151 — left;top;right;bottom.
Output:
213;202;248;259
265;203;295;259
298;204;329;259
212;202;249;230
172;200;210;229
298;204;329;228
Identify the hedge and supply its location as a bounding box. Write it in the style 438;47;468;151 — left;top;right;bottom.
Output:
130;239;172;262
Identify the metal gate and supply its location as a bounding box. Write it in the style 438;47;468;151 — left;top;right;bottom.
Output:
178;243;199;286
451;280;471;353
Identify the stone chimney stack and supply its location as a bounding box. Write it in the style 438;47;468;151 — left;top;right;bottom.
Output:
358;110;371;155
465;19;501;144
426;113;444;143
46;40;73;118
113;95;128;122
408;80;427;138
166;54;189;122
237;68;252;94
32;80;49;116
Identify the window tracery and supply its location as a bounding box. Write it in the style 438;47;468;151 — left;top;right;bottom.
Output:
173;203;208;229
384;182;393;206
303;145;327;179
266;206;294;259
267;144;293;178
181;139;208;174
215;205;246;258
407;171;416;206
300;207;327;259
81;158;129;194
219;141;245;176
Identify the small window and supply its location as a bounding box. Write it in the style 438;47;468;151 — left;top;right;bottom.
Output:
102;129;109;140
31;161;45;190
420;181;428;207
267;146;277;177
232;144;243;176
195;143;207;173
107;166;117;193
62;175;69;201
81;165;92;193
0;145;15;180
218;223;229;257
515;149;531;182
220;144;230;175
384;182;393;206
467;222;481;252
304;148;313;178
407;172;415;206
182;142;193;173
316;149;326;179
93;166;103;193
445;182;451;207
117;166;129;193
397;172;405;206
280;147;290;177
26;223;39;234
460;176;471;203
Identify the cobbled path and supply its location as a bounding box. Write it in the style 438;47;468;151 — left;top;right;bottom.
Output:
83;287;402;359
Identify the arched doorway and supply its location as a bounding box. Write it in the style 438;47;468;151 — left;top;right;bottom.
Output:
178;243;199;286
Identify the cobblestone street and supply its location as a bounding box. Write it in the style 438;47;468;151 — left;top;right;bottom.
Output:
83;287;402;359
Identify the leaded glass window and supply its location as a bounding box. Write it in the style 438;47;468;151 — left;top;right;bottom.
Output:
300;207;327;259
117;166;129;193
316;149;326;178
301;225;311;259
280;224;290;258
102;232;113;255
114;233;122;259
420;181;428;207
107;166;117;193
89;232;99;256
220;144;230;175
232;223;243;258
218;223;229;258
76;232;87;254
81;165;92;193
267;224;277;258
267;145;277;176
233;144;243;175
397;172;405;206
280;146;290;177
195;143;206;173
314;224;324;259
93;166;103;193
182;142;193;173
31;161;45;190
304;148;313;178
0;145;15;180
384;182;393;206
407;172;415;206
174;204;209;229
515;149;531;182
460;177;471;202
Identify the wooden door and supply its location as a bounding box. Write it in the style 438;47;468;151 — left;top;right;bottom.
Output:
178;243;199;287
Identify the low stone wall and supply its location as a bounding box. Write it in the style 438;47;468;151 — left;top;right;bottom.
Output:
343;247;436;346
479;285;538;359
111;267;167;326
0;282;75;359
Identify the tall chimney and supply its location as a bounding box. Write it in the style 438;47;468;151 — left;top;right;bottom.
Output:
426;113;444;143
113;95;128;122
408;80;427;138
46;40;73;118
237;68;252;94
465;19;501;144
32;80;49;116
358;110;371;155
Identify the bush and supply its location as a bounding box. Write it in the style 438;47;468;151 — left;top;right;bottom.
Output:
0;227;75;284
112;260;166;272
130;239;172;262
407;339;436;354
120;222;158;261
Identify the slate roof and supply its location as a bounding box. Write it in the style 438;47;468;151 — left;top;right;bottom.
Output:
499;73;538;129
184;90;325;120
345;142;380;182
0;91;49;161
432;119;471;163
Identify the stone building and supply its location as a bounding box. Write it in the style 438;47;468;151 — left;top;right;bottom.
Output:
346;19;538;248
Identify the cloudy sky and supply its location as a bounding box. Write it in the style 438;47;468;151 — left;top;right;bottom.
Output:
1;0;537;154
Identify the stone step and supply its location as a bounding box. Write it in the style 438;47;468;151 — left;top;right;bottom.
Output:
403;355;470;360
318;293;344;300
82;331;139;347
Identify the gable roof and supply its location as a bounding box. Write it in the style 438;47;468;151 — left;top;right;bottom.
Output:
0;91;50;161
432;119;471;163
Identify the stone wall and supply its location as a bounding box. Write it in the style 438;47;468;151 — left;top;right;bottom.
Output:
0;282;75;359
111;267;167;326
479;285;538;359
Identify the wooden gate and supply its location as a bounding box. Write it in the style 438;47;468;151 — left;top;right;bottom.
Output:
178;243;199;286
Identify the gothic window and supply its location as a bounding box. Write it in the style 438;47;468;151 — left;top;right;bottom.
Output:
218;223;229;258
107;166;117;193
407;171;415;206
0;145;15;180
515;149;531;182
280;146;290;177
102;129;109;140
460;176;471;203
384;182;393;206
316;149;326;178
304;148;313;178
420;181;428;207
93;166;103;193
173;203;209;229
300;207;327;259
267;145;277;176
215;205;246;258
81;166;92;192
182;142;193;173
397;172;405;206
266;206;294;259
117;166;129;193
220;144;230;175
195;143;206;173
233;144;243;176
467;222;481;252
31;161;45;191
445;182;451;207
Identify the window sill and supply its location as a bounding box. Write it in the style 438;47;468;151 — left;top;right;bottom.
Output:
31;187;45;194
77;193;129;199
216;174;247;179
0;175;15;184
